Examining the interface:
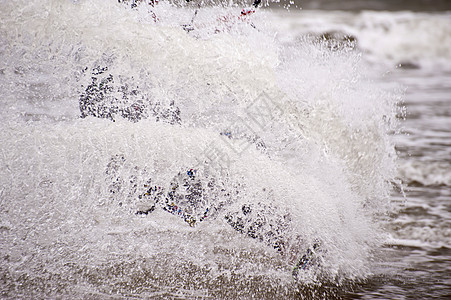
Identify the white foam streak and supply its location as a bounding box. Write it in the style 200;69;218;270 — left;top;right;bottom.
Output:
399;160;451;186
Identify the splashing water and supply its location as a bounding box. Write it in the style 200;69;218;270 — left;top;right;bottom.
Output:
0;0;401;298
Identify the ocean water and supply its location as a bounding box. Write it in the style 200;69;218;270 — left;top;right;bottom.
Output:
0;0;450;299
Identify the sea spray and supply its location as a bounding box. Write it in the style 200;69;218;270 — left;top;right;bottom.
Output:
0;0;400;297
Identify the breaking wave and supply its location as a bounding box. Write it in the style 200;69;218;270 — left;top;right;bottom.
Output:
272;9;451;70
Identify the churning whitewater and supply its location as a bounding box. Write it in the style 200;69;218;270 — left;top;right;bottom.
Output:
0;0;401;298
